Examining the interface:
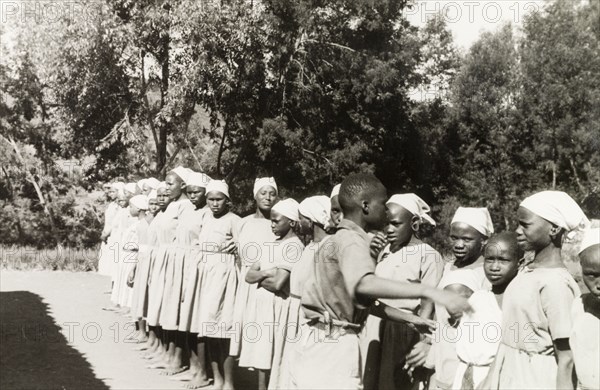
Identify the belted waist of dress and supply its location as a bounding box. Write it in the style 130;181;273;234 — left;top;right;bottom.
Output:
458;356;491;368
307;311;361;335
289;293;302;300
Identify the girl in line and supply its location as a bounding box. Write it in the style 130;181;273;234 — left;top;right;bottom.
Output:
274;195;333;389
194;180;240;390
364;194;444;390
240;198;304;390
485;191;587;389
229;177;279;359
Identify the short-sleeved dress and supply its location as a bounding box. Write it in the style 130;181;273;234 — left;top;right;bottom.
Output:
98;201;119;276
452;290;501;389
485;266;580;389
229;215;277;357
238;234;304;371
105;206;128;282
362;239;444;390
570;294;600;390
131;213;161;319
184;211;241;337
146;196;195;327
427;257;490;390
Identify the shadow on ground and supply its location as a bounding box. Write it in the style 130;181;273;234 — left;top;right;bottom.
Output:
0;291;109;389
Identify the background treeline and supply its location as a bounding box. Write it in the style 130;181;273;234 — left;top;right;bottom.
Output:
1;0;598;250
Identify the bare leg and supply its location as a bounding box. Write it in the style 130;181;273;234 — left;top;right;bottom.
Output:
207;338;235;390
169;332;197;381
186;337;211;389
161;331;188;375
258;369;268;390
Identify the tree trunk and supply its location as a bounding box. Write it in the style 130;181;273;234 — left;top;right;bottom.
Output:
1;135;58;244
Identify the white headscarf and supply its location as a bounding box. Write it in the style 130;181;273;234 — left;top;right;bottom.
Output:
330;184;341;198
440;269;481;292
145;177;160;189
125;182;138;195
272;198;300;221
520;191;589;232
299;196;331;227
387;193;436;226
111;182;125;192
137;179;147;191
148;189;158;201
187;172;212;188
254;177;278;197
451;207;494;237
170;166;191;183
157;181;168;191
129;195;149;210
206;180;230;199
579;228;600;254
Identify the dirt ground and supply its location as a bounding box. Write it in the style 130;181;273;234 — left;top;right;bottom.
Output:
0;270;256;390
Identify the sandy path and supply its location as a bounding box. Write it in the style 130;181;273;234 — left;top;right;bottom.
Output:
0;270;189;389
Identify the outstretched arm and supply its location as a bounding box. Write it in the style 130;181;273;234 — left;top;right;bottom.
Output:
356;274;471;315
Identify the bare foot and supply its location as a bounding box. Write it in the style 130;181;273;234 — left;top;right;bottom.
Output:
134;343;149;351
168;369;195;381
146;361;169;369
185;372;212;389
160;365;189;376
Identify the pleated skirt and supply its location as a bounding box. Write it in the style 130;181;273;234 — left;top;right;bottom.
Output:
159;246;187;330
146;244;169;327
238;286;291;371
130;245;154;319
229;264;257;357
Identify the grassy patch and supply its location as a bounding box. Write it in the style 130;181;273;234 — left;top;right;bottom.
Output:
0;245;99;272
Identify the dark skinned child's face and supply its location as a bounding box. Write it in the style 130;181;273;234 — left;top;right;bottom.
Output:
187;185;206;208
271;209;293;238
450;222;485;265
129;204;141;217
484;239;520;287
364;187;388;232
148;199;160;215
206;191;228;217
157;189;170;211
255;186;277;212
581;245;600;299
385;203;415;253
515;207;554;252
330;195;343;227
117;196;129;208
165;173;185;201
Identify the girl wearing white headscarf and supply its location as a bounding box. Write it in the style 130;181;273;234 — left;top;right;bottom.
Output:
273;195;333;389
484;191;588;390
362;194;444;390
229;177;279;359
239;198;305;390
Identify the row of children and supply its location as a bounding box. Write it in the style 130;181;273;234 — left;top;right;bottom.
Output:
97;169;599;390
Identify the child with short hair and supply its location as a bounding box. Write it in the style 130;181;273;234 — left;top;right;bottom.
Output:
240;198;304;390
452;232;522;389
570;228;600;390
485;191;587;389
291;174;471;390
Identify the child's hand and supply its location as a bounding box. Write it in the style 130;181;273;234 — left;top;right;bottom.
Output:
127;269;135;287
220;239;237;254
439;291;472;317
370;232;387;259
407;317;437;334
405;340;431;370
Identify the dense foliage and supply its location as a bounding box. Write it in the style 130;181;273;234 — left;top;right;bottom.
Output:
1;0;598;249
